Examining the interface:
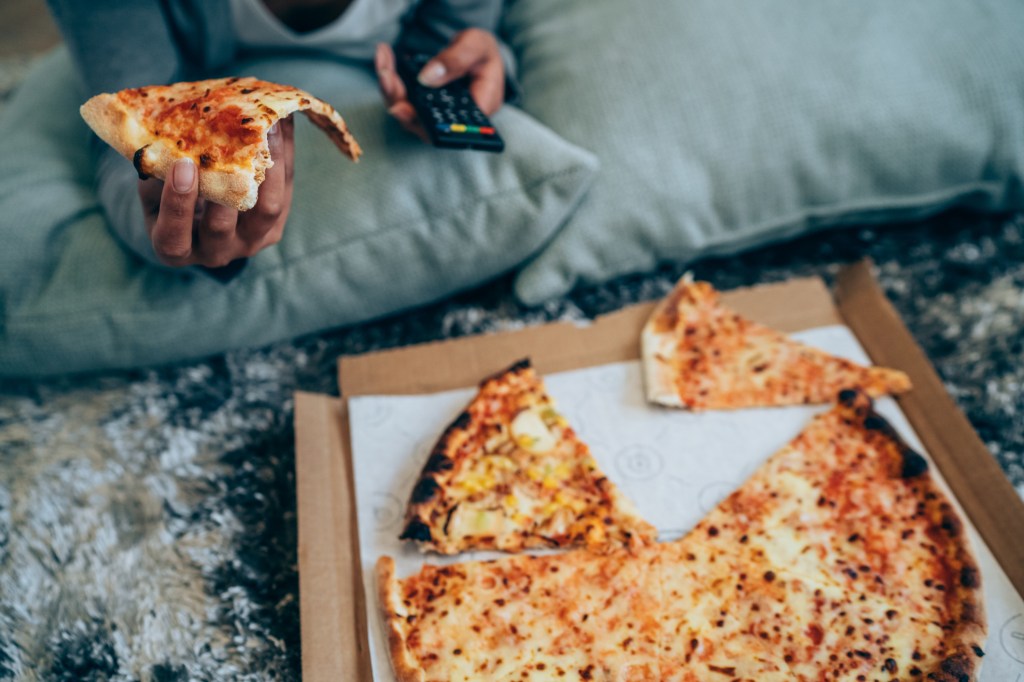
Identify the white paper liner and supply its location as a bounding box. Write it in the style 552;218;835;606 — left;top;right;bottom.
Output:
349;325;1024;681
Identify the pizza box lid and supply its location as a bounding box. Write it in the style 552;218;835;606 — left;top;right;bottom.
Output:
293;259;1024;681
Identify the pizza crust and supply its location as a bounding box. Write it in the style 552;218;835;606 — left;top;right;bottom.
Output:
376;557;425;682
837;391;988;681
80;77;361;211
640;293;685;408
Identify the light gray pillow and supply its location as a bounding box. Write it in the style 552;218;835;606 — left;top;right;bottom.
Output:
505;0;1024;304
0;49;597;376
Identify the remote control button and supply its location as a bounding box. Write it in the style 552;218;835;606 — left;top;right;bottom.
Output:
436;123;450;132
465;125;480;133
450;124;467;133
479;127;495;135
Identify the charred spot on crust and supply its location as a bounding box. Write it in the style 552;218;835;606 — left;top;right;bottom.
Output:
939;653;973;681
240;88;254;94
507;358;531;373
132;146;150;179
424;451;454;473
961;601;981;625
400;519;432;542
864;405;905;444
837;388;859;405
240;117;253;124
940;513;962;536
199;153;213;168
410;478;440;504
451;411;472;430
226;77;240;84
972;645;985;657
901;448;928;478
863;414;889;432
860;408;929;478
443;504;458;536
960;565;980;589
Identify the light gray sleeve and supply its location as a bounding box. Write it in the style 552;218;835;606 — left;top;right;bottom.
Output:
45;0;183;96
46;0;184;265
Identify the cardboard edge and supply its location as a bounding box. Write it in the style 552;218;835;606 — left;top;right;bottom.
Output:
337;276;840;397
294;391;373;682
835;259;1024;597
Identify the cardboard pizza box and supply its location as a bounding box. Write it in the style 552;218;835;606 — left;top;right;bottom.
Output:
293;259;1024;681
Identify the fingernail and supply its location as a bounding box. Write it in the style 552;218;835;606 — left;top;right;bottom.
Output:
172;158;195;193
418;61;446;86
269;121;280;137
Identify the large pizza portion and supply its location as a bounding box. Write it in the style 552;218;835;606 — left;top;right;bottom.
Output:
657;388;986;680
398;359;656;555
80;77;361;211
379;390;987;681
642;276;912;409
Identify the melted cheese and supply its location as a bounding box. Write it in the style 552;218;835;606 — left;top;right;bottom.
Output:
385;393;986;681
407;363;657;554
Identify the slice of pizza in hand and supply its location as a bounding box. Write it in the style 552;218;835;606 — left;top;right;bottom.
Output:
80;77;361;211
378;390;987;681
641;275;912;409
399;358;657;555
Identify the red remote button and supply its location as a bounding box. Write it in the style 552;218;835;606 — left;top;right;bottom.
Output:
479;127;495;136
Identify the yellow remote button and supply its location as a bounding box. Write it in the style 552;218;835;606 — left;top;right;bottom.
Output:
450;124;467;133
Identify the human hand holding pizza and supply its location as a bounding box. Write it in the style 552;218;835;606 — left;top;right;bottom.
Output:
374;28;505;141
137;116;295;268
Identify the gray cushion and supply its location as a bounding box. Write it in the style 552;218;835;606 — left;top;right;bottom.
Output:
0;49;597;376
505;0;1024;304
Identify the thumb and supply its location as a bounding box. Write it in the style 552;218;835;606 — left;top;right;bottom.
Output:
417;31;490;87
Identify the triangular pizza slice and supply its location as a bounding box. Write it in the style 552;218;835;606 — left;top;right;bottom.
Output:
398;359;657;554
642;276;912;409
81;77;361;211
379;390;986;681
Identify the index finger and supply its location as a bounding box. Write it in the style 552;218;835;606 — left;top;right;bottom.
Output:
375;43;408;109
468;54;505;115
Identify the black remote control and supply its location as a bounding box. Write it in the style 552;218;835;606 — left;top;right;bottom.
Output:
395;51;505;153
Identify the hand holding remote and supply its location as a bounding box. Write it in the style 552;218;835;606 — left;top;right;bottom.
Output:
375;29;505;151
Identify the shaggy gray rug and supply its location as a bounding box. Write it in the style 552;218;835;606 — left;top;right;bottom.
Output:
2;209;1023;681
1;52;1023;682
